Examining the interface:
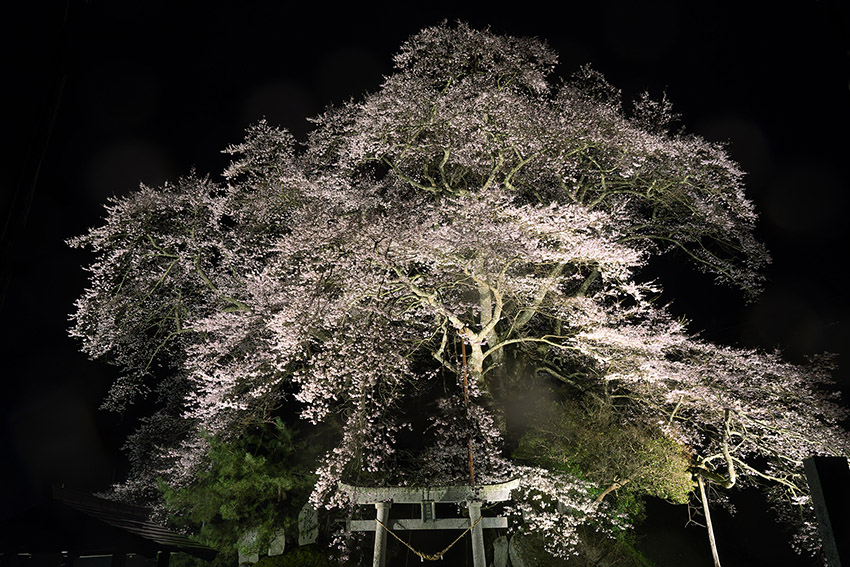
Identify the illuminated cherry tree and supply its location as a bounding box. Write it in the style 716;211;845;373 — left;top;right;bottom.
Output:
71;22;846;564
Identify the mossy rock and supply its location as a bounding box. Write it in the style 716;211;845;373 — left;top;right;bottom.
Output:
509;530;653;567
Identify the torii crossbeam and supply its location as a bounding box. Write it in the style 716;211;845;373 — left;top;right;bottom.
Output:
340;479;518;567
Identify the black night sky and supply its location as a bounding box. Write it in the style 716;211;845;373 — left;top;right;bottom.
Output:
1;2;848;565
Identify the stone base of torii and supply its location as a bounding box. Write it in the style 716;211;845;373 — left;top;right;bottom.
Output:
340;479;519;567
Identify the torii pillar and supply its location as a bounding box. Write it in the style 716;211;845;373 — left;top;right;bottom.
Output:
373;502;391;567
467;500;485;567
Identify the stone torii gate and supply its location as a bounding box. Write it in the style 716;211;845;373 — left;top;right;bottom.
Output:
340;479;519;567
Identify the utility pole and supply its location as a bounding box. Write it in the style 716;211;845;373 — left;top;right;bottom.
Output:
804;456;850;567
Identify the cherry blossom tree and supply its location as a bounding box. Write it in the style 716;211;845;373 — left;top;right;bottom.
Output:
70;22;846;564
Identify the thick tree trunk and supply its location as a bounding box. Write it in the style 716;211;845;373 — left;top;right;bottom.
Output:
467;342;486;386
475;261;503;371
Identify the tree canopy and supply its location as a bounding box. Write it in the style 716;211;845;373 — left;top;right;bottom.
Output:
70;22;847;564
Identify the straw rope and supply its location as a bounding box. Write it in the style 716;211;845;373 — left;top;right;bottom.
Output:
375;515;483;561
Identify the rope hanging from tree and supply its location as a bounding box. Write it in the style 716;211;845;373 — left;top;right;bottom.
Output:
461;335;475;486
375;515;483;562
